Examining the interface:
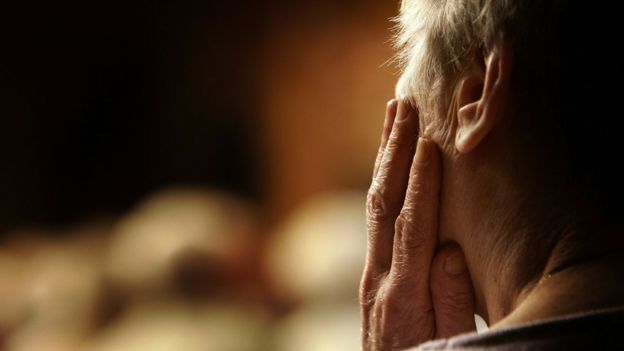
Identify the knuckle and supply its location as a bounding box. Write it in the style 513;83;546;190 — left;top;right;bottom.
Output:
394;213;427;250
359;288;376;310
367;184;391;222
406;174;425;198
387;130;415;151
384;274;431;311
388;258;409;282
359;276;376;307
387;137;409;152
375;285;402;314
359;271;388;309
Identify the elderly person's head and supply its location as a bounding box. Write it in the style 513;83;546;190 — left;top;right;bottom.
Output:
360;1;624;349
396;0;622;322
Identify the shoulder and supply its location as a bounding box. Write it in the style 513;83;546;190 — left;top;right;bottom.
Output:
408;306;624;351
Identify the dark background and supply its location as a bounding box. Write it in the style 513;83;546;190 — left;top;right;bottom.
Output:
0;0;395;233
0;2;399;349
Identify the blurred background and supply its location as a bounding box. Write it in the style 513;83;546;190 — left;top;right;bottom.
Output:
0;1;398;350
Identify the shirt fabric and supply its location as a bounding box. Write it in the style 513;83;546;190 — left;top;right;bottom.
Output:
410;306;624;350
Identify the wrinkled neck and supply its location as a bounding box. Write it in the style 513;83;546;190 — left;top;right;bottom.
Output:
464;174;594;325
484;211;624;328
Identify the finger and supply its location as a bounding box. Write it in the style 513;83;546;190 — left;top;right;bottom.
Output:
372;99;399;179
359;99;399;311
366;101;420;275
388;138;440;303
430;244;476;338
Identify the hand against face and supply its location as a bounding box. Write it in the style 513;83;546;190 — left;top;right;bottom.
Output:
360;100;476;350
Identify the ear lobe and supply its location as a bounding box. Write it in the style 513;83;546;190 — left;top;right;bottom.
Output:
455;41;513;154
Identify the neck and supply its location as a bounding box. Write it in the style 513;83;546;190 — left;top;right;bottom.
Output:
474;207;624;328
497;247;624;328
446;125;624;327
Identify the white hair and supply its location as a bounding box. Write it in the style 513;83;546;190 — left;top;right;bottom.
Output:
393;0;624;222
393;0;520;114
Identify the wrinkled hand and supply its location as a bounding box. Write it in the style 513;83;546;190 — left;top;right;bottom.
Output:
360;100;476;351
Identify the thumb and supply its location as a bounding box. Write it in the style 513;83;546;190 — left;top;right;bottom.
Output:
430;243;476;338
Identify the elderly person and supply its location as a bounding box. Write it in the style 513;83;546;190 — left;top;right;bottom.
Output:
360;0;624;350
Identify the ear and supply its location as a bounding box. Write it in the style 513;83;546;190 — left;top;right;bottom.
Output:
455;40;513;154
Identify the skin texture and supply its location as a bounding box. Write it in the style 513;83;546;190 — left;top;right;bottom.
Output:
360;38;624;350
360;100;475;350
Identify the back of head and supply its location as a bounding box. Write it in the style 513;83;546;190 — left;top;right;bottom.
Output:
396;0;624;225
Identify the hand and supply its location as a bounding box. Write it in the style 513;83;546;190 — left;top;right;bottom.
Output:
360;100;476;350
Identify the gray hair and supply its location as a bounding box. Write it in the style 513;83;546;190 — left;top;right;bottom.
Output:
393;0;624;223
393;0;532;114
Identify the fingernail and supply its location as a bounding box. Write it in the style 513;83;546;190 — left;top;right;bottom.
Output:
397;99;415;122
382;100;398;143
444;251;466;275
415;137;430;164
386;99;398;125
